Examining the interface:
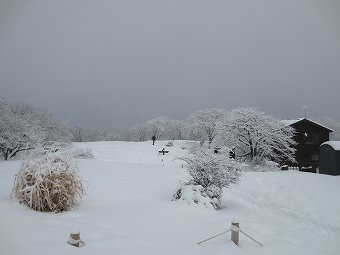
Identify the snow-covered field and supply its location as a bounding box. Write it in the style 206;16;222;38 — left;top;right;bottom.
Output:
1;140;339;255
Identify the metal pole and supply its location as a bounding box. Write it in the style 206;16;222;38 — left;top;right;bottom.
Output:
239;229;263;247
197;229;231;245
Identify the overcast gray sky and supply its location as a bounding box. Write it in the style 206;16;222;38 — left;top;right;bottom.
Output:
1;0;339;130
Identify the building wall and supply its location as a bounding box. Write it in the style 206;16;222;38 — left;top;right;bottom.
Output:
290;119;330;171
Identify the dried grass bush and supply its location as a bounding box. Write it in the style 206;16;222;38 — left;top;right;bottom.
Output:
12;143;86;213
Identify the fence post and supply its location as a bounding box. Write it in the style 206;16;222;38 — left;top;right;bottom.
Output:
68;229;85;247
231;220;239;246
68;231;80;247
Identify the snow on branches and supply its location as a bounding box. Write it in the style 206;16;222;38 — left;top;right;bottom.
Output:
174;150;241;209
185;108;226;148
0;99;72;160
146;116;169;140
218;107;296;163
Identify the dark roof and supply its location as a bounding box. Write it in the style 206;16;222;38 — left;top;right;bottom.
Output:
281;118;334;133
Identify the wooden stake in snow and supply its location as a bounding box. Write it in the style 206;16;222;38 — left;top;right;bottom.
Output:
68;231;85;247
197;220;263;247
231;220;239;246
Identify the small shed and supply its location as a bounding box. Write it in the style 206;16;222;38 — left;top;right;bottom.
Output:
319;141;340;176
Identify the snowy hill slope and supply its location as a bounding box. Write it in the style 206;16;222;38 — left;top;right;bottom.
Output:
0;140;339;255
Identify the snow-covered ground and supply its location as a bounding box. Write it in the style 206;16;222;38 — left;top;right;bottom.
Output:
1;140;339;255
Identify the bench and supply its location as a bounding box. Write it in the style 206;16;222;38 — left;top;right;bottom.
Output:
158;148;169;155
214;147;221;154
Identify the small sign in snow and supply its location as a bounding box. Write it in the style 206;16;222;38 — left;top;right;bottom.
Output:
158;148;169;155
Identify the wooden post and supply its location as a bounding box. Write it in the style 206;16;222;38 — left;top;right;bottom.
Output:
68;232;80;247
68;231;84;247
231;221;239;246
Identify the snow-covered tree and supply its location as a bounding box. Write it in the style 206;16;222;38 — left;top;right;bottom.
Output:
12;103;72;144
83;129;98;142
219;107;296;163
171;119;186;140
146;116;169;140
75;129;120;142
129;123;148;141
0;106;21;159
104;131;120;141
188;127;205;147
0;100;39;160
70;127;84;142
0;100;72;160
185;108;226;148
158;119;187;140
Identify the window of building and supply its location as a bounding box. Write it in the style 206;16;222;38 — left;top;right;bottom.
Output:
311;154;319;161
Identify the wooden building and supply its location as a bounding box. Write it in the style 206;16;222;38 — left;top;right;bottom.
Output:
283;118;333;172
320;141;340;176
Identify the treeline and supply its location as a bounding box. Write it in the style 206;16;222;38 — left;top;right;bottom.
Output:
2;98;340;163
0;99;122;160
129;108;296;163
70;127;120;143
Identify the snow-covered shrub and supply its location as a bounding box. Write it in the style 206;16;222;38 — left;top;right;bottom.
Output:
173;184;221;209
188;141;202;154
12;143;85;213
174;151;241;209
166;141;174;147
72;147;94;159
241;160;280;172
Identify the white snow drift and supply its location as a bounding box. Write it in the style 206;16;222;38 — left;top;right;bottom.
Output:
0;140;339;255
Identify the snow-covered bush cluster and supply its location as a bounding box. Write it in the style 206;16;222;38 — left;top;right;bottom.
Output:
12;143;85;213
72;147;95;159
241;160;280;172
174;151;241;209
166;141;174;147
173;184;222;209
